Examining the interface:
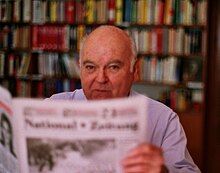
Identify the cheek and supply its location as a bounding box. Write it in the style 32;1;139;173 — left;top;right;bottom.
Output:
80;73;95;87
109;72;134;87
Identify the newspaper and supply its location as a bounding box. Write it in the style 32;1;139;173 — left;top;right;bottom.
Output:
0;85;148;173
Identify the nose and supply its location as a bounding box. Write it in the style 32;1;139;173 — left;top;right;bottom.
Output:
96;69;108;83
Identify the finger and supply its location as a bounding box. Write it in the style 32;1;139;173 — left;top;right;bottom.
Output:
122;153;164;167
126;144;163;158
123;163;162;173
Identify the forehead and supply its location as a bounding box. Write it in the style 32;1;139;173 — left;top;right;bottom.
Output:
81;39;132;65
82;58;124;67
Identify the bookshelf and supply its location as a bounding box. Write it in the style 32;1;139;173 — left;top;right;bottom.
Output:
0;0;208;169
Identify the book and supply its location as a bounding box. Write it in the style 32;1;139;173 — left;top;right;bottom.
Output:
108;0;116;23
123;0;131;23
0;52;5;76
0;85;148;173
65;0;75;23
32;0;42;23
23;0;31;22
13;0;21;22
138;56;180;84
115;0;123;25
31;25;69;51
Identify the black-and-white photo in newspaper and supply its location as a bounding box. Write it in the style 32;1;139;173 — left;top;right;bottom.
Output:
0;86;19;173
27;138;116;173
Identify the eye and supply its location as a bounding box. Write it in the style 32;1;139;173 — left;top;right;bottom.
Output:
84;65;96;73
108;64;120;72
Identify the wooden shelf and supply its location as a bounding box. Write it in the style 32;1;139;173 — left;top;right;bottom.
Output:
0;21;207;29
135;80;203;89
0;75;80;81
138;53;205;58
0;21;31;25
129;23;207;29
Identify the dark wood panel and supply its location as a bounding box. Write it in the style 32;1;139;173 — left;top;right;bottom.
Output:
204;0;220;172
179;111;204;170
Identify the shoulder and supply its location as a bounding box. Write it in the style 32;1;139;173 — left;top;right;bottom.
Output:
131;91;180;144
131;90;176;121
46;89;86;101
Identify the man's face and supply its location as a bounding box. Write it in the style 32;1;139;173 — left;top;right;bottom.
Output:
80;30;135;100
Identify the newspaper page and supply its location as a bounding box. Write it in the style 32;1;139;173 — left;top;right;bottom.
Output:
0;86;19;173
13;96;148;173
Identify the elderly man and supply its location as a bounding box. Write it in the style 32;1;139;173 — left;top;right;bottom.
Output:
49;25;200;173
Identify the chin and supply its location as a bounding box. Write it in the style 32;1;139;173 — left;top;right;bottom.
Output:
91;95;113;100
89;93;113;100
87;90;113;100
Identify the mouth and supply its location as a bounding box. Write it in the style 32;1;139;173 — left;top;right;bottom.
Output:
93;88;111;92
93;89;111;93
91;89;112;99
95;89;109;91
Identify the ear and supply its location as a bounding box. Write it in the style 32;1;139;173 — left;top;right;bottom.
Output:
133;60;140;82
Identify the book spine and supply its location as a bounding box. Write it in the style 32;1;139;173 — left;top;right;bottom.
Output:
108;0;116;24
157;0;165;25
85;0;95;24
115;0;123;25
32;0;41;23
96;0;101;23
0;52;5;76
65;0;75;24
77;25;86;52
6;1;12;22
13;0;21;22
8;54;15;76
32;25;38;50
100;0;107;23
131;0;137;23
36;81;44;98
23;0;31;22
124;0;131;23
50;1;57;23
157;28;163;54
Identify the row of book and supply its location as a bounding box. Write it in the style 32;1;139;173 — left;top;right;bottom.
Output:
36;52;80;78
1;24;205;55
159;88;203;112
32;0;109;24
1;51;202;85
138;56;202;84
0;25;87;51
128;27;204;55
0;52;80;78
0;0;207;25
0;78;81;98
32;25;69;51
0;52;31;77
0;0;31;22
0;25;30;49
126;0;207;25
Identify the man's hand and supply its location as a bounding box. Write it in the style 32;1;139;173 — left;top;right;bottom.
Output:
121;143;168;173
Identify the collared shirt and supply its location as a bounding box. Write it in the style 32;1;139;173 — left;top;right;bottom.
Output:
48;89;201;173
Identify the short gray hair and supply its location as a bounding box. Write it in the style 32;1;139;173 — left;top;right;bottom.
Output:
79;26;137;72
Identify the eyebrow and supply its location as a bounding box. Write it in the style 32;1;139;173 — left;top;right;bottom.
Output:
108;60;124;65
82;59;124;66
82;60;95;65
